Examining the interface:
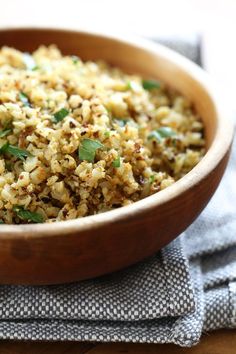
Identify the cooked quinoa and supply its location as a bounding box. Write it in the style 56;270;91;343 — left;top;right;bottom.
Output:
0;45;205;224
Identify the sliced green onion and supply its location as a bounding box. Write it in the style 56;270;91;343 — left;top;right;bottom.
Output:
126;81;132;90
142;79;160;90
19;92;30;106
0;142;31;161
113;156;120;168
82;139;103;151
0;128;12;138
53;108;69;123
13;205;44;223
79;138;104;163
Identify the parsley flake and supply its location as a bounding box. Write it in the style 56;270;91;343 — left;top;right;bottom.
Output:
13;205;44;223
79;139;104;163
142;79;160;90
0;142;31;160
156;127;176;138
126;81;140;91
71;55;80;64
0;128;12;138
53;108;69;123
113;118;129;127
149;175;155;184
113;156;121;168
148;127;176;141
148;130;162;142
19;92;30;106
23;53;37;70
104;131;110;138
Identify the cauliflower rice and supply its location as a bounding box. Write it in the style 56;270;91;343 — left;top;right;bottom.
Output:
0;45;205;224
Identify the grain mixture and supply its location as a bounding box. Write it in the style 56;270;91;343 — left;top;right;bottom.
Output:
0;45;205;224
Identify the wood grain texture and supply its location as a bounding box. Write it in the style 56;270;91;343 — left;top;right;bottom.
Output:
0;330;235;354
0;28;233;285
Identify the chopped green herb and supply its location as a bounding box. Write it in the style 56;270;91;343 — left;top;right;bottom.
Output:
79;147;94;162
148;130;162;142
156;127;176;138
149;175;155;184
79;138;104;163
13;205;44;223
71;55;80;64
0;220;4;224
0;142;31;161
126;81;139;91
126;81;132;90
142;79;160;90
0;128;12;138
104;131;110;138
148;127;176;142
19;92;30;106
32;65;39;71
113;118;129;127
82;139;103;151
113;156;120;168
23;53;37;70
53;108;69;122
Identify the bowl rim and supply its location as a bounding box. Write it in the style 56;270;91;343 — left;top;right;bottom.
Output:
0;27;234;238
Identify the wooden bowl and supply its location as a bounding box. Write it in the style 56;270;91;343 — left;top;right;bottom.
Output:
0;28;233;285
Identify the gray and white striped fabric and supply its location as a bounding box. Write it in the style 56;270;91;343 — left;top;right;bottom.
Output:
0;39;235;347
